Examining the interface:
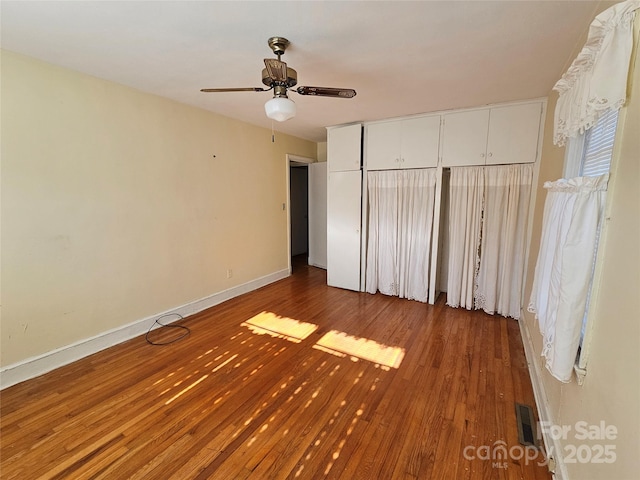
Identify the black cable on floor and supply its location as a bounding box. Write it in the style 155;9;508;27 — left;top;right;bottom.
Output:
145;313;190;346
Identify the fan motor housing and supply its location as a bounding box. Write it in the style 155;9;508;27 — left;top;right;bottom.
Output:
262;67;298;88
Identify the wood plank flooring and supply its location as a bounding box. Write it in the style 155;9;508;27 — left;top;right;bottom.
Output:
1;261;551;479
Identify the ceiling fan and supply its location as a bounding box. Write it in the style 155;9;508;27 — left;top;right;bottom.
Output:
201;37;357;122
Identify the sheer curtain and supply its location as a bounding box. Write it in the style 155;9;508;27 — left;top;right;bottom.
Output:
446;167;484;309
366;171;399;298
366;169;437;303
476;164;533;319
447;165;533;318
528;175;608;382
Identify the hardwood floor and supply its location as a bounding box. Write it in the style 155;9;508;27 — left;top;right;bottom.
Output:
1;264;551;479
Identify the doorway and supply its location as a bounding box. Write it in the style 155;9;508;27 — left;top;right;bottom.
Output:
286;154;326;275
286;154;313;274
290;162;309;269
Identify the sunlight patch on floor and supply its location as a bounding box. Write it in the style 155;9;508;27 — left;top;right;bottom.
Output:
241;311;318;343
165;374;209;405
313;330;405;369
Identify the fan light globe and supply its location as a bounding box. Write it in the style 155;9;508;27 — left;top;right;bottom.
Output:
265;96;296;122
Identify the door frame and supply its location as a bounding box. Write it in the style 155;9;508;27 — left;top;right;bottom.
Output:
286;154;315;274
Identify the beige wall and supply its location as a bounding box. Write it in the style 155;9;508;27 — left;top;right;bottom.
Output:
521;16;640;480
1;51;316;366
317;142;327;163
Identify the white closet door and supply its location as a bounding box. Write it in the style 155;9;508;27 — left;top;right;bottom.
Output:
327;170;362;291
486;103;542;164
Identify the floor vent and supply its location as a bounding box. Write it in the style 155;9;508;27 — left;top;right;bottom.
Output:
515;403;537;447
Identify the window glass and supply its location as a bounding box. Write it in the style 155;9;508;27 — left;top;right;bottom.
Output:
580;109;619;176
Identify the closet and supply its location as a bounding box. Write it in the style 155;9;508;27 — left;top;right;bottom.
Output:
326;99;545;316
326;124;362;291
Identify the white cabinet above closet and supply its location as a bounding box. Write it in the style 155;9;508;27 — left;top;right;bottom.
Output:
441;110;489;167
327;123;362;172
441;102;543;166
365;115;440;170
486;103;543;165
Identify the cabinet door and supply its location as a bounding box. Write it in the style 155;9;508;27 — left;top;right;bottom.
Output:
327;124;362;172
365;121;402;170
401;115;441;169
486;103;542;164
327;170;362;291
441;109;490;166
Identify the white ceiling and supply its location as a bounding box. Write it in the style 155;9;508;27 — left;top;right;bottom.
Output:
1;1;607;143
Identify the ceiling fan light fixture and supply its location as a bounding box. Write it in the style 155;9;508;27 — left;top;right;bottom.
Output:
264;96;296;122
201;37;356;122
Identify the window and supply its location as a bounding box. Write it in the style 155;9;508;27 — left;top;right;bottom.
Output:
580;109;619;176
564;109;619;378
564;109;619;178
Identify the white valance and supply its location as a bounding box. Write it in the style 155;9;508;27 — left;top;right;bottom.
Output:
553;0;639;146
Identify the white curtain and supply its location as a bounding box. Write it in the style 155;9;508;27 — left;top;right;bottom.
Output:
476;164;533;319
366;171;399;298
528;175;608;382
553;0;639;146
446;167;484;309
366;169;437;303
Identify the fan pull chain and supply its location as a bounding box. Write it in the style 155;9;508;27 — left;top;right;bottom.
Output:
271;121;275;143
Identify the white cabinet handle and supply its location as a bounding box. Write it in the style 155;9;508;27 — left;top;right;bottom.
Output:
488;152;493;157
480;153;485;158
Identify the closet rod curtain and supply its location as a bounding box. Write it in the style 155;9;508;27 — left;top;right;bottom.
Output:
447;164;533;319
366;168;437;303
446;167;484;310
476;164;533;319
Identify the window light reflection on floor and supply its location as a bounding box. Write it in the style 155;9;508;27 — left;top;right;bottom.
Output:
241;311;318;343
313;330;405;369
240;313;405;369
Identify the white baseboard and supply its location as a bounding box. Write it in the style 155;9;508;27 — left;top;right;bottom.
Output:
0;269;289;390
308;261;327;270
518;314;568;480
